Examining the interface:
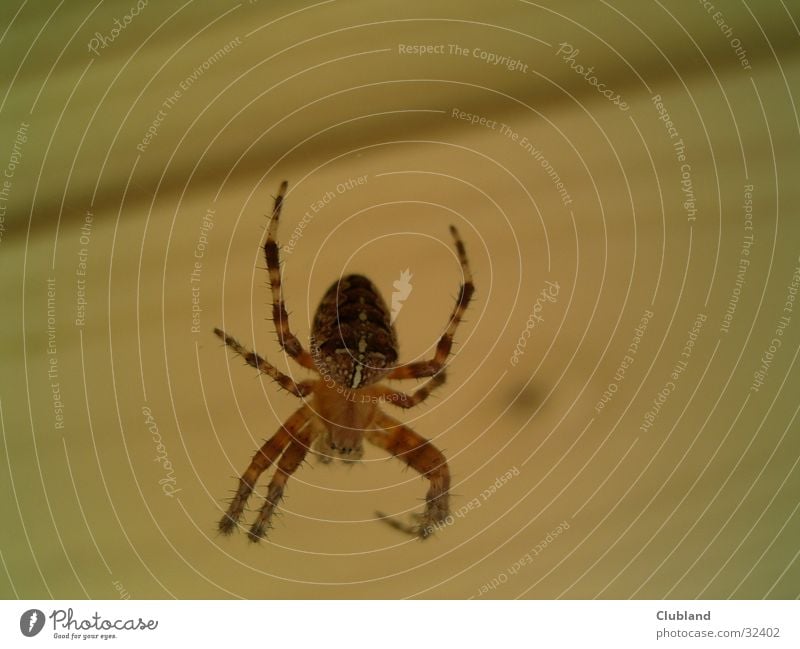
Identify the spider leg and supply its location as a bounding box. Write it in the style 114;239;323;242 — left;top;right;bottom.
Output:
248;426;313;542
367;412;450;539
214;328;314;398
367;371;446;409
388;225;474;380
264;180;316;370
218;406;310;535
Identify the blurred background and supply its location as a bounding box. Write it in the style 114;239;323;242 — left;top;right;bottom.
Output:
1;0;798;599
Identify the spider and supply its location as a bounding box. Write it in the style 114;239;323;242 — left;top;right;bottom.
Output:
214;180;474;542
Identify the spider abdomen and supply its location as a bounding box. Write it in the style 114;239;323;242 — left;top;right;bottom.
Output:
310;274;398;389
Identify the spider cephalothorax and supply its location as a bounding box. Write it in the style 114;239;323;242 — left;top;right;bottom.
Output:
214;180;474;542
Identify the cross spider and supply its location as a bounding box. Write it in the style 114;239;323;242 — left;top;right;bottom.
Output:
214;180;474;542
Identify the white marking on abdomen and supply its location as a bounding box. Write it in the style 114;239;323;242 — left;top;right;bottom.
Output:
351;363;363;388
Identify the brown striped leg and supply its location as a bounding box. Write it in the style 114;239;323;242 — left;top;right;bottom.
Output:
218;406;310;535
367;372;446;409
388;225;474;380
248;427;313;542
214;328;314;398
264;181;316;370
367;412;450;539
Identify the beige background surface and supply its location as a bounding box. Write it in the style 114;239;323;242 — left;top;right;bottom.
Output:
1;1;799;599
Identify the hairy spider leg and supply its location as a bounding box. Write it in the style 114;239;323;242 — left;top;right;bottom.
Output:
367;371;447;408
388;225;474;380
218;406;311;535
248;426;314;542
214;328;314;398
264;180;316;370
368;411;450;539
